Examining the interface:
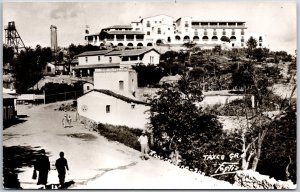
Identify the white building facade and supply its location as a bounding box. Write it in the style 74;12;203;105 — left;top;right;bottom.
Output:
77;68;150;129
85;14;268;49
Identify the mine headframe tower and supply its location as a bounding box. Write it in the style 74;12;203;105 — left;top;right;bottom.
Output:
4;21;26;54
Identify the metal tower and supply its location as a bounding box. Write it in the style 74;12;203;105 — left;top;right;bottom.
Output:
4;21;26;54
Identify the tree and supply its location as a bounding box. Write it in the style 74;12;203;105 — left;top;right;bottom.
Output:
148;73;223;163
246;36;257;50
246;36;257;58
132;64;165;87
3;45;15;64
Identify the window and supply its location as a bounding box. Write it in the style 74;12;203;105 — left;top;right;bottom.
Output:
157;28;161;34
241;29;244;35
259;36;262;42
147;21;150;27
241;43;244;47
147;31;150;35
136;28;140;31
167;37;171;43
47;66;51;72
106;105;110;113
98;56;101;62
85;57;88;63
87;86;90;90
150;56;154;64
119;80;124;91
109;57;112;63
259;43;262;46
131;104;135;109
222;29;226;35
168;28;170;30
204;29;208;36
155;21;157;23
159;21;162;23
185;21;189;27
231;29;235;35
232;43;235;47
213;29;217;36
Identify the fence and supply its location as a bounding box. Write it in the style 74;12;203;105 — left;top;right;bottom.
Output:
45;90;83;104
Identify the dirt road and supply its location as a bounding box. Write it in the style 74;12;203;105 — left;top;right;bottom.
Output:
3;102;242;189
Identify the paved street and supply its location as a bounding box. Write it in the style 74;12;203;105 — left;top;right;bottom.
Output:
3;102;241;189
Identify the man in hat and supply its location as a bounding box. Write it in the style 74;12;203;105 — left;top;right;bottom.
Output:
34;149;50;187
138;131;149;160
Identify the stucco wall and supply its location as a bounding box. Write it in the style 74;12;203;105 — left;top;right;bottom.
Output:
77;91;150;129
94;69;137;94
201;95;244;107
142;51;160;65
78;55;121;65
83;83;94;94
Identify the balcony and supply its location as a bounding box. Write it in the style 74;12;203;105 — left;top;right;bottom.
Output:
136;38;144;41
213;32;217;36
117;38;124;41
107;38;114;41
126;38;134;41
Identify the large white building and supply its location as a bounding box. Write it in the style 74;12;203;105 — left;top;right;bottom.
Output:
85;14;267;49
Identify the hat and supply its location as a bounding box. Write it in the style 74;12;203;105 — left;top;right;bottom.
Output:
40;149;46;154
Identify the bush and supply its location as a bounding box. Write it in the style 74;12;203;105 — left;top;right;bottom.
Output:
95;123;143;151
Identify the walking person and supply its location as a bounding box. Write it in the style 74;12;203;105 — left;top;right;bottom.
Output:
62;112;68;128
138;131;149;160
55;152;69;187
34;149;50;187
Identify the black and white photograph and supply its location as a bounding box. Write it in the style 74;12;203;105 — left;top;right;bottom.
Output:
2;1;297;189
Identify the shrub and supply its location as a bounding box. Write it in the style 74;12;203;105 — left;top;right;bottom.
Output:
95;123;143;151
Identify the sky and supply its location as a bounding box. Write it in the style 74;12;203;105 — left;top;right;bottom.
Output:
3;1;297;54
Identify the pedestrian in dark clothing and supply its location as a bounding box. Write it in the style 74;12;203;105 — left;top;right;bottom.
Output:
55;152;69;186
34;149;50;186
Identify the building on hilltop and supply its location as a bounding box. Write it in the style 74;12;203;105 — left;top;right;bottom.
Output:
85;14;267;49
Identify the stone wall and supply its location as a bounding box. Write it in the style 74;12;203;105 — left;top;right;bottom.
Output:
234;170;296;189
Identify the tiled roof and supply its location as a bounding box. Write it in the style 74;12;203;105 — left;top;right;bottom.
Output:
105;50;123;56
76;50;112;57
72;64;120;69
92;89;149;105
107;31;145;35
106;25;132;29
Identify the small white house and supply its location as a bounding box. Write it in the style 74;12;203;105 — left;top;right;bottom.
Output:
77;89;150;129
77;67;149;129
43;62;56;76
83;82;94;94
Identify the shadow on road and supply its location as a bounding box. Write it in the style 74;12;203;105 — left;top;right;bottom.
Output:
3;145;43;189
3;115;29;130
